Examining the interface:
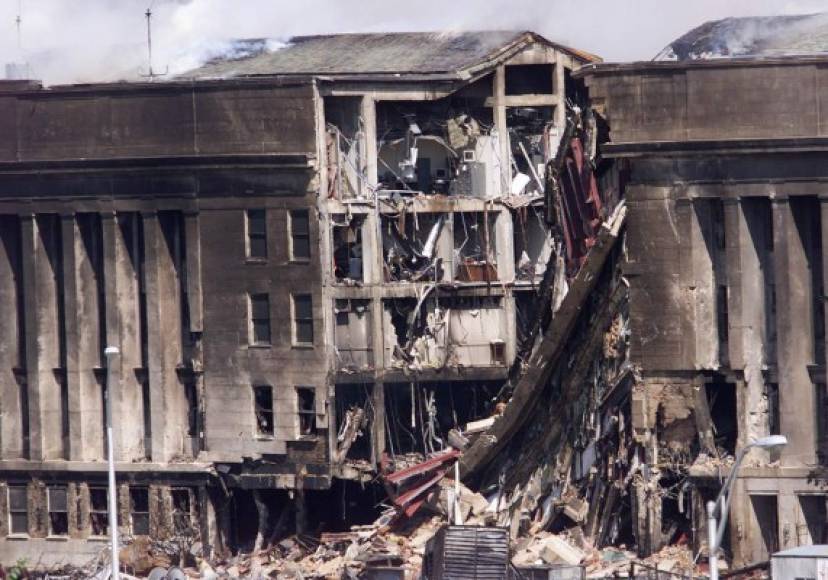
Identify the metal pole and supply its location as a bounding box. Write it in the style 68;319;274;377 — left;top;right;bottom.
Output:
105;346;121;580
707;500;718;580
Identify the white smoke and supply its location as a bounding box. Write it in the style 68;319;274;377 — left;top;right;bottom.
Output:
3;0;828;85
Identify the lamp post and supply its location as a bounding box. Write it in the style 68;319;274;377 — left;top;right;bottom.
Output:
706;435;787;580
104;346;121;580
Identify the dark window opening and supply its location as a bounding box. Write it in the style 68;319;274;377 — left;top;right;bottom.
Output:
297;387;317;437
90;487;109;536
292;294;314;345
8;485;28;535
254;385;274;437
130;488;150;536
171;489;193;533
246;209;267;259
799;495;828;544
817;383;828;464
766;382;780;436
454;212;498;282
505;64;555;95
141;378;152;460
290;209;311;261
706;378;738;456
750;495;779;558
333;215;364;283
250;293;271;345
48;486;68;536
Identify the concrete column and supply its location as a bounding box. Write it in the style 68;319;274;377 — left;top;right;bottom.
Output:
724;198;771;456
143;211;186;462
184;211;204;334
554;56;566;130
0;216;24;459
103;213;146;461
690;200;720;369
22;214;65;460
772;196;817;467
494;65;511;196
359;95;378;194
496;207;518;364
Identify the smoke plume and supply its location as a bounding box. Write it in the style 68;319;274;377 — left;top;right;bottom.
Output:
3;0;828;85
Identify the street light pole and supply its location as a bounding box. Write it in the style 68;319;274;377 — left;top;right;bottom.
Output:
104;346;121;580
706;435;787;580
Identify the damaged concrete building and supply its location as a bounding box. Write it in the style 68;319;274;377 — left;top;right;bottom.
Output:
0;31;597;567
4;18;828;576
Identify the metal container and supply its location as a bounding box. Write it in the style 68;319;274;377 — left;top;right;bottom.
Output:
424;525;510;579
771;545;828;579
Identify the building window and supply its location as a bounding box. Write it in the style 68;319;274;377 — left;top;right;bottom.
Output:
249;293;271;345
89;487;109;536
253;385;274;437
171;489;193;534
47;486;69;536
290;209;311;261
297;387;317;437
130;488;150;536
246;209;267;259
7;485;28;535
292;294;314;345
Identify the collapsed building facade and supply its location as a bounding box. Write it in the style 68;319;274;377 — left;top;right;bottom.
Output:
0;31;600;567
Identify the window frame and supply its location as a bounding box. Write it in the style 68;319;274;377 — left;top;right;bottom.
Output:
89;486;109;537
129;487;150;536
170;488;193;534
249;293;272;346
289;209;311;262
291;293;314;347
47;485;69;537
7;485;28;536
253;385;275;438
245;209;268;260
296;386;318;438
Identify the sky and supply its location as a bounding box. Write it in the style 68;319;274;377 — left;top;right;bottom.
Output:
3;0;828;85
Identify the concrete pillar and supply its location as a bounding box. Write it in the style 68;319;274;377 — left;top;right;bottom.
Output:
554;56;566;130
184;211;203;334
359;95;378;194
689;200;720;370
496;206;518;364
103;212;146;461
22;214;65;460
142;211;187;462
772;196;817;467
63;214;107;461
0;216;25;459
724;198;771;457
494;65;511;196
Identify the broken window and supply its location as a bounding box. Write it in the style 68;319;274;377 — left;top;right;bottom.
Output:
7;485;28;535
130;487;150;536
381;213;444;282
292;294;314;346
171;489;193;533
89;487;109;536
750;495;779;558
513;205;552;281
334;384;373;462
47;486;69;536
816;383;828;461
798;495;828;544
253;385;274;437
706;378;737;456
332;214;364;284
454;212;498;282
334;299;373;370
246;209;267;259
290;209;311;261
297;387;317;437
249;293;271;345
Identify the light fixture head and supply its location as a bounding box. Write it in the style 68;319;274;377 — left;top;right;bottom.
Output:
752;434;788;449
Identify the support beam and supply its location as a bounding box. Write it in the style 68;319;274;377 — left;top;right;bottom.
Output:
494;65;511;196
0;216;25;459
